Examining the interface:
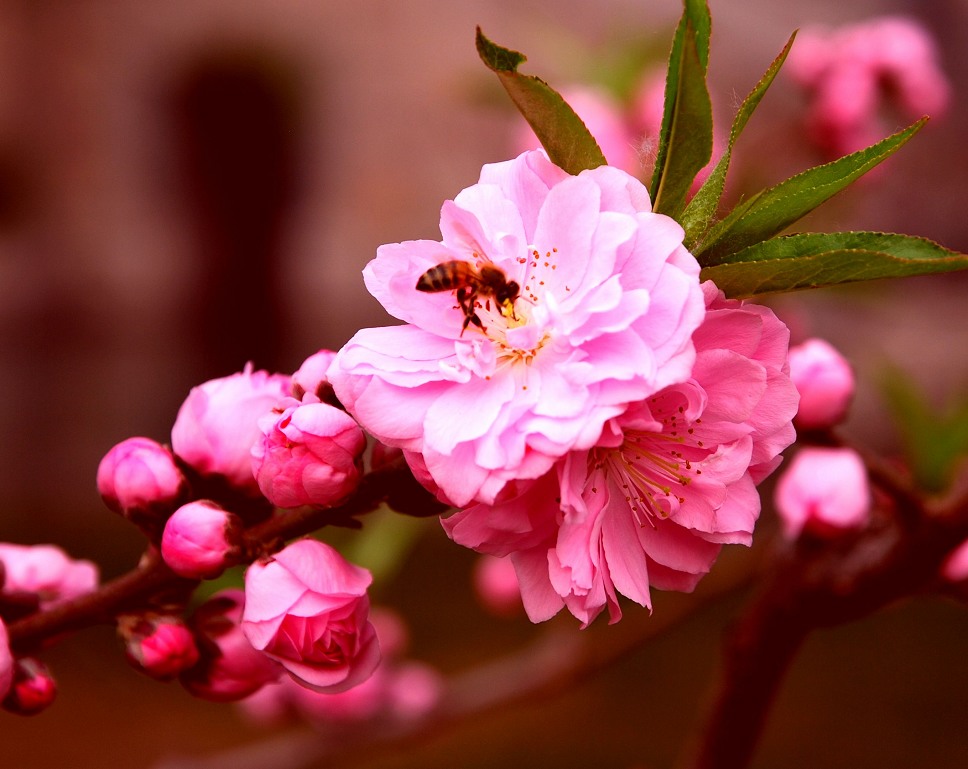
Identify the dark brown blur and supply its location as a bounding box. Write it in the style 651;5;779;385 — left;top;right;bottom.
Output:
0;0;966;767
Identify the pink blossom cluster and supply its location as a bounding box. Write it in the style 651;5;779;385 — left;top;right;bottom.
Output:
330;150;800;625
787;16;950;157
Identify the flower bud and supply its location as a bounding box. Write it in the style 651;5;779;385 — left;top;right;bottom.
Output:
242;539;380;694
97;437;189;529
171;363;290;495
181;589;282;702
941;539;968;583
0;620;13;701
2;658;56;715
788;338;855;430
0;543;98;608
251;402;365;509
291;349;338;403
161;501;243;579
472;554;523;617
118;613;200;680
774;448;871;539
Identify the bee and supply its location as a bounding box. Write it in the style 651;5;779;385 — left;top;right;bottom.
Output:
415;260;520;334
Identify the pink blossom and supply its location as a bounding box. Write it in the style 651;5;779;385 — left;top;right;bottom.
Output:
241;539;380;693
181;589;282;702
0;620;13;701
330;150;705;507
160;500;242;579
941;539;968;583
96;437;188;525
251;400;366;509
788;338;854;429
118;613;200;680
171;363;291;495
788;16;949;157
774;447;870;539
444;282;798;625
2;658;57;715
473;554;523;617
0;543;98;608
292;349;339;403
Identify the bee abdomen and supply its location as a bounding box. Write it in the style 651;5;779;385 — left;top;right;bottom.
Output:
416;261;462;292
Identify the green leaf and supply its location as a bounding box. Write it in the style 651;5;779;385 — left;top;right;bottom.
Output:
650;0;713;219
476;27;606;175
700;231;968;298
698;119;927;265
882;369;968;493
681;31;797;250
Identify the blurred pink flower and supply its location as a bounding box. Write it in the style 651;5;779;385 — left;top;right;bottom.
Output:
445;282;798;625
473;554;523;617
0;543;98;608
788;338;854;430
0;620;13;701
330;150;704;507
118;613;200;680
181;589;282;702
241;539;380;694
774;447;870;538
171;363;290;495
941;539;968;583
160;500;242;579
3;658;57;715
788;16;949;157
96;437;188;526
251;400;365;509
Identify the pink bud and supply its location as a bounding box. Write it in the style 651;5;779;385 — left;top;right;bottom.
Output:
171;363;290;495
291;349;338;403
941;539;968;583
2;657;56;715
181;589;282;702
774;448;870;539
96;437;188;526
0;620;13;701
251;402;365;509
387;662;443;721
161;500;242;579
0;543;98;608
241;539;380;694
472;554;523;617
119;613;200;680
788;338;854;430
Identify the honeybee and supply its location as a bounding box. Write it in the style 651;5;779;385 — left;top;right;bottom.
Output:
416;260;520;334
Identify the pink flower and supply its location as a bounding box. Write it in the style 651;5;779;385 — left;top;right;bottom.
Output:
2;658;57;715
171;363;291;495
0;544;98;608
181;589;282;702
160;500;243;579
774;447;870;539
788;338;854;429
941;539;968;583
96;437;188;526
473;554;523;617
251;400;366;509
118;613;200;680
291;349;338;403
0;620;13;701
788;16;949;157
241;539;380;693
329;150;704;507
444;282;798;625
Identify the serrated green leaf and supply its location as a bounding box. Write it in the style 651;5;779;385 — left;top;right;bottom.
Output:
698;120;927;265
882;369;968;493
650;0;713;219
700;231;968;298
476;27;606;175
681;32;797;250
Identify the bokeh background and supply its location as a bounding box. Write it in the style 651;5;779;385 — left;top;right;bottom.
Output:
1;0;966;767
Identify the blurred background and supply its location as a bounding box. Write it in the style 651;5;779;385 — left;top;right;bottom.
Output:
0;0;966;766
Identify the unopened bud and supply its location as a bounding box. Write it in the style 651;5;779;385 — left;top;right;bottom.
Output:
774;447;870;539
2;658;57;715
97;437;189;531
291;349;338;403
788;338;855;430
119;613;200;680
161;501;243;579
